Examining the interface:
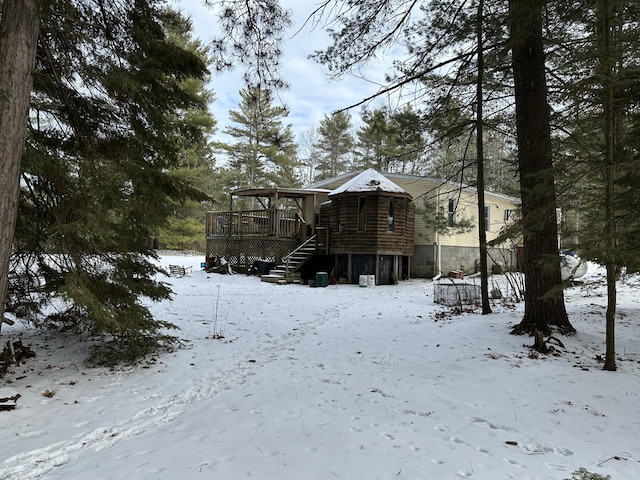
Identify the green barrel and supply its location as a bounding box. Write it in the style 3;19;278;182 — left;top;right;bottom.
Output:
315;271;329;287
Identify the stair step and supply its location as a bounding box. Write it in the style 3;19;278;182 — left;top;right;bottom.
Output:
261;274;284;283
277;234;318;276
289;250;313;256
269;269;300;278
260;272;300;283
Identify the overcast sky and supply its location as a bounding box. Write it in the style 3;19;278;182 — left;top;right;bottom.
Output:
173;0;404;142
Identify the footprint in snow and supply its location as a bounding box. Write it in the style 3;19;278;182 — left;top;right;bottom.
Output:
553;447;574;456
504;457;522;467
545;462;571;472
448;436;470;447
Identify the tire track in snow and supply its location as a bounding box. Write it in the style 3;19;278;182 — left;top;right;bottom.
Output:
0;300;345;480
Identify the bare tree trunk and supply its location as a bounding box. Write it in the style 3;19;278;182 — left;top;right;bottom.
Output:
476;0;491;315
508;0;574;338
0;0;40;334
599;0;617;372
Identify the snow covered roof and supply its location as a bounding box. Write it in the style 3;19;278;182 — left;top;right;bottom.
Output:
328;168;409;196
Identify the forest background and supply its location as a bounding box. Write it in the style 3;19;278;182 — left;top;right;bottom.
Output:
0;0;638;371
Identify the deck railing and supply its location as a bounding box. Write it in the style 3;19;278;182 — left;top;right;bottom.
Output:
206;209;301;238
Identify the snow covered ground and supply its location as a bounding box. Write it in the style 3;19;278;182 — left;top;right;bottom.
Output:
1;254;640;480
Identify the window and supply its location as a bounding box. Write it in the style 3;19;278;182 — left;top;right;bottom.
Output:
447;198;457;226
358;197;367;231
484;205;490;232
387;198;395;232
504;209;513;222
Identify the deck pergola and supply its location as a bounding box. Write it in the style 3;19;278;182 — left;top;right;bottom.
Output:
205;187;330;272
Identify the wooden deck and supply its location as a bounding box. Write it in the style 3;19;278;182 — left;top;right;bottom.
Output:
206;209;302;238
205;187;330;275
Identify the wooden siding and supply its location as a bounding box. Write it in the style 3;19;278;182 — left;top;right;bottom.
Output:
321;193;414;256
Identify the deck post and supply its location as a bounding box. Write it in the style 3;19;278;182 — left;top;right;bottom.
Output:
274;191;280;237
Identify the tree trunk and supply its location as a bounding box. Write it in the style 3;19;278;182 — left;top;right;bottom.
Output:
0;0;40;334
508;0;574;337
476;0;491;315
599;0;617;372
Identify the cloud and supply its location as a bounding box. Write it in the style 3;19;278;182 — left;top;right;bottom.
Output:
175;0;401;142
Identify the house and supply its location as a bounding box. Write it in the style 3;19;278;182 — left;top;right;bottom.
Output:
308;170;519;279
315;169;415;285
205;169;519;283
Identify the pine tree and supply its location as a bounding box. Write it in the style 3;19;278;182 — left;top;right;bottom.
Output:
354;108;393;171
546;0;640;367
388;106;428;175
217;86;299;190
426;101;518;196
314;111;354;180
425;96;479;186
354;106;427;174
7;1;212;362
158;14;218;252
0;0;39;335
394;1;516;192
508;0;573;336
209;0;291;90
312;0;577;337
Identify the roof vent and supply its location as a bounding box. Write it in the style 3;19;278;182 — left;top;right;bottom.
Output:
368;179;381;186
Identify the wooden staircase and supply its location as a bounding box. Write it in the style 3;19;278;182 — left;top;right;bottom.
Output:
261;235;317;284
